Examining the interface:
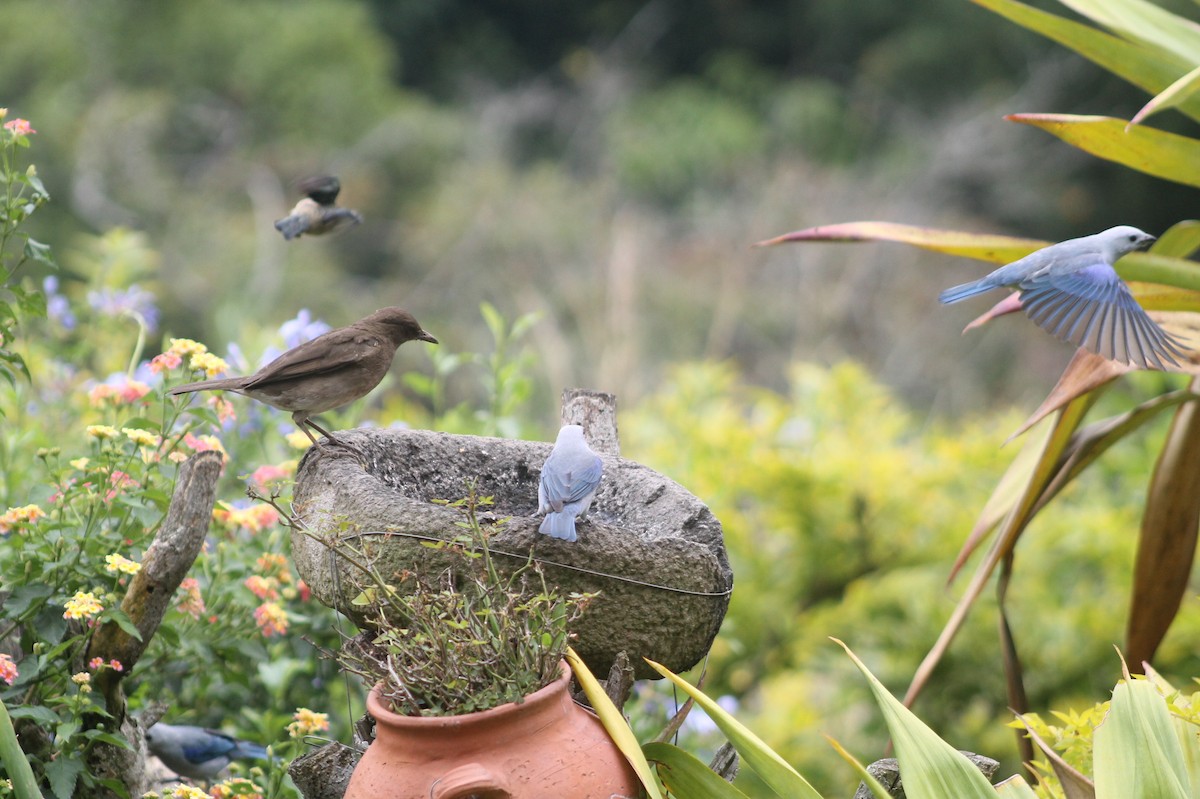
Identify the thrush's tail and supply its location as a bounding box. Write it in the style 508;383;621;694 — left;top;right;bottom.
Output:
169;377;247;395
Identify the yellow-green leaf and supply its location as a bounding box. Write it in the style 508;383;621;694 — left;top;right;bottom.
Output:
1055;0;1200;63
1006;114;1200;188
834;639;998;799
825;735;895;799
1093;679;1189;799
995;774;1045;797
644;658;823;799
643;742;750;799
755;221;1045;263
566;648;665;799
1152;220;1200;260
971;0;1200;123
1130;64;1200;127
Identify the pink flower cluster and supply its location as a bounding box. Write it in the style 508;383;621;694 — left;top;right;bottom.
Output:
3;118;35;136
0;653;17;686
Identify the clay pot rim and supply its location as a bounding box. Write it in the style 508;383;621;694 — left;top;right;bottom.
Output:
365;659;575;726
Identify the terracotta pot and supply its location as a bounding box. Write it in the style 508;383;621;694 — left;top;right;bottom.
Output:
344;661;642;799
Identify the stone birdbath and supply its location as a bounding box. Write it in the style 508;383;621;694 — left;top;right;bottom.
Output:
289;390;733;680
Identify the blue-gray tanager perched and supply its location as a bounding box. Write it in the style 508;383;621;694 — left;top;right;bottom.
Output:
939;225;1185;370
145;722;269;780
537;424;603;542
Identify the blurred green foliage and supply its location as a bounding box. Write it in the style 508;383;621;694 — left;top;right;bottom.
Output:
622;361;1200;796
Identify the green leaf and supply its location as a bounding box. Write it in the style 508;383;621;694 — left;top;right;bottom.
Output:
100;607;144;642
1005;114;1200;188
825;735;895;799
1130;64;1200;127
22;237;55;269
644;658;823;799
7;704;61;726
1055;0;1200;63
1152;221;1200;260
0;699;40;799
1093;678;1189;799
834;639;998;799
643;742;750;798
566;648;664;799
994;774;1043;797
971;0;1200;122
45;752;84;799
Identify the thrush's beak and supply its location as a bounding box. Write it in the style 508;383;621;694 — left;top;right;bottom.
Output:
418;330;439;344
1139;234;1157;250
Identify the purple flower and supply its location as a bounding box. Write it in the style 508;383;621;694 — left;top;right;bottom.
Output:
87;284;159;331
43;276;76;329
279;309;330;349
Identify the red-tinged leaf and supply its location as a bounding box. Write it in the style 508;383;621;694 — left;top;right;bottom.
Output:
1034;389;1199;518
1129;64;1200;128
1151;221;1200;260
1127;378;1200;669
1013;350;1130;439
971;0;1200;123
1006;114;1200;188
907;396;1095;707
962;292;1023;333
754;221;1046;264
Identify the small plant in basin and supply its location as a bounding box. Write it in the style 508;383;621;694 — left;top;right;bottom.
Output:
332;484;640;798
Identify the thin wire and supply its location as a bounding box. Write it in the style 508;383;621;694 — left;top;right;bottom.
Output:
328;546;358;736
340;530;734;597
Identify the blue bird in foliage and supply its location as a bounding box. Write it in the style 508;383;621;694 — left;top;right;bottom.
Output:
145;722;269;781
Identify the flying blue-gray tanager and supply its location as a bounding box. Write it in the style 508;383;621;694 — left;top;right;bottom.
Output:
939;225;1185;369
145;722;269;780
537;424;603;542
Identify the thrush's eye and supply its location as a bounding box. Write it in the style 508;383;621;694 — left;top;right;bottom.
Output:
1129;235;1138;242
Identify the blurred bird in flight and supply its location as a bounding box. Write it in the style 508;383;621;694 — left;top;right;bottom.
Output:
274;175;363;240
939;225;1186;370
146;722;269;781
169;307;437;457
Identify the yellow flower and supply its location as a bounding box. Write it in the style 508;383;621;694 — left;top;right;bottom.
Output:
167;338;208;358
253;602;289;637
70;457;90;470
63;591;104;620
288;707;330;738
169;786;209;799
104;553;142;575
167;451;188;464
122;428;161;448
1;504;46;534
285;430;312;450
86;424;120;440
189;351;229;378
71;672;92;693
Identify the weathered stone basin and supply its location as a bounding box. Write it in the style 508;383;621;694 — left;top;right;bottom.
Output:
290;427;732;679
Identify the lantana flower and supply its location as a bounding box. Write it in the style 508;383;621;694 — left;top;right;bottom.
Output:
0;653;18;686
0;504;46;534
3;118;35;136
287;707;330;738
63;591;104;620
105;553;142;575
253;602;289;637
